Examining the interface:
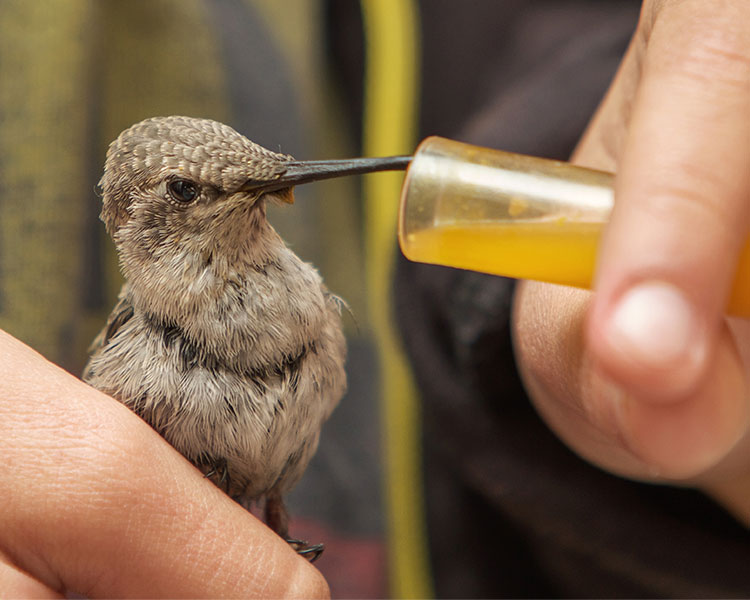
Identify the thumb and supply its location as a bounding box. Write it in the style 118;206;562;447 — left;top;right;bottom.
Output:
574;1;750;477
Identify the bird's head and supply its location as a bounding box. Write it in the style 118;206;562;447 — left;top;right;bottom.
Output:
98;116;410;297
100;116;296;245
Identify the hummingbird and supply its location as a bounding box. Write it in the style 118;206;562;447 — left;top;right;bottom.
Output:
83;116;409;560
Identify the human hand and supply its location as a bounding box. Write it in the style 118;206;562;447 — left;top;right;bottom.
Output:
0;329;328;599
514;0;750;520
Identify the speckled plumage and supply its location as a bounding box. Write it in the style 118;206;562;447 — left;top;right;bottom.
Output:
84;116;346;551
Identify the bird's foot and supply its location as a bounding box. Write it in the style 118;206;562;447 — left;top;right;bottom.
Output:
202;458;231;493
286;539;324;563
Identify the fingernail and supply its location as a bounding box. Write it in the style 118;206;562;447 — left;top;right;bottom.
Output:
606;281;705;371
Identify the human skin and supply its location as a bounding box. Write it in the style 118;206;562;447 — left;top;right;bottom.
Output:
0;330;329;599
514;0;750;521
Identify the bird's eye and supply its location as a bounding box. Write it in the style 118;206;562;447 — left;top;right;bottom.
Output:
168;179;199;203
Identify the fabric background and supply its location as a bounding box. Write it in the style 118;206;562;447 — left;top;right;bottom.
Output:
0;2;386;596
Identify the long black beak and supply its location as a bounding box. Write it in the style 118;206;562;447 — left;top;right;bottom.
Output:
242;155;412;194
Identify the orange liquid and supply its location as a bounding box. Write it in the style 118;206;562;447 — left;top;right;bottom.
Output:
401;222;750;318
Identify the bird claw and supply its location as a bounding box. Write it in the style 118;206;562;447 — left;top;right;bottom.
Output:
286;539;325;562
202;458;230;492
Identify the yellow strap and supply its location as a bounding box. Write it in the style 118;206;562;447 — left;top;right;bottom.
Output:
360;1;433;597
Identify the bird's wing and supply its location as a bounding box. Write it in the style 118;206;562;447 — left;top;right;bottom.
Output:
87;293;135;355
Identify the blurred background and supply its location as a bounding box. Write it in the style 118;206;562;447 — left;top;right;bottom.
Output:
6;2;748;599
0;1;415;596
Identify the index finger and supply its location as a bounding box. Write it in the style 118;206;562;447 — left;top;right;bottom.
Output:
587;1;750;398
0;330;328;599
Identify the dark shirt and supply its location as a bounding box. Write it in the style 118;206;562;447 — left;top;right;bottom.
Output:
386;1;750;597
